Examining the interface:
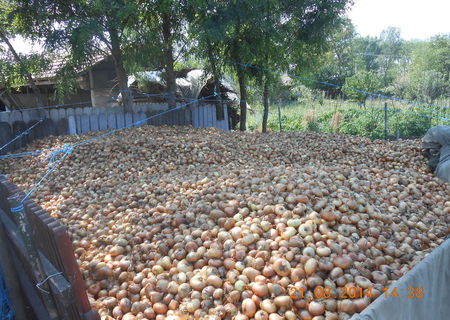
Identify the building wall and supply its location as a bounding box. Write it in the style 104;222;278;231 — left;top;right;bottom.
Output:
1;58;118;109
89;59;118;107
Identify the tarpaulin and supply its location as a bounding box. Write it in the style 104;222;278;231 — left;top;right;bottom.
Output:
351;238;450;320
422;125;450;182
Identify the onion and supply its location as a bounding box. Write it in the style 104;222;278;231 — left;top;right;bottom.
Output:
7;126;447;319
333;255;352;269
242;298;256;317
316;247;331;257
260;299;277;313
304;258;319;275
299;224;314;237
273;259;291;277
308;301;325;316
355;276;372;289
251;282;269;297
354;297;371;312
255;310;269;320
338;299;356;315
274;296;292;308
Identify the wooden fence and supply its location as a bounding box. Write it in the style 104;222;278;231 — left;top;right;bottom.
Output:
0;175;100;320
0;101;230;154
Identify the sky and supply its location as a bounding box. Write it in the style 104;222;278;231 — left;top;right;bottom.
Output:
348;0;450;40
5;0;450;54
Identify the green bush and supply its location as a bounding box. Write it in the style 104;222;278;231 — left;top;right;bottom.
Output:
391;107;435;138
246;99;448;139
339;108;385;139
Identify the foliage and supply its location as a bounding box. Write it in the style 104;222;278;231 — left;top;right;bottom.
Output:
0;1;49;94
247;97;448;140
406;35;450;102
0;52;49;88
1;0;449;121
343;69;383;103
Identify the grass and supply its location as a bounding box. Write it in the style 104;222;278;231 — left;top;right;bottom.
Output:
247;98;450;140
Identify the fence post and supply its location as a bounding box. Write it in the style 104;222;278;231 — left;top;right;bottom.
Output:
7;195;59;319
278;99;282;132
384;102;388;140
395;103;400;140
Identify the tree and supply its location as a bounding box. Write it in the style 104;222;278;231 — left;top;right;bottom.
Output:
258;0;352;131
0;2;45;108
136;0;188;108
14;0;138;111
307;19;357;95
190;0;352;132
187;0;257;131
406;35;450;102
343;69;383;104
378;27;404;87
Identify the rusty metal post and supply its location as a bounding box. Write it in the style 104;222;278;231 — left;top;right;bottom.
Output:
7;195;59;319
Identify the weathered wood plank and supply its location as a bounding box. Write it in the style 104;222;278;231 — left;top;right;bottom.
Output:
107;113;116;129
116;112;125;129
125;112;133;127
0;121;13;154
68;116;77;135
98;114;108;130
52;224;93;316
89;114;99;132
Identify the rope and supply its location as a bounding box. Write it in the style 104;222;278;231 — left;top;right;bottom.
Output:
21;144;74;203
0;147;63;160
0;119;44;152
74;95;214;147
16;96;212;203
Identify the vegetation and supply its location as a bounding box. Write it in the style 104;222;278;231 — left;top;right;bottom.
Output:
247;93;449;140
0;0;449;138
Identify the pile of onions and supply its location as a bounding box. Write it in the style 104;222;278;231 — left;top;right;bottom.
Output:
2;126;448;320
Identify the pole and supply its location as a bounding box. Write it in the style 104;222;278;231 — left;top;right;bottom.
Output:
395;102;400;140
7;195;58;319
278;99;282;132
384;102;388;140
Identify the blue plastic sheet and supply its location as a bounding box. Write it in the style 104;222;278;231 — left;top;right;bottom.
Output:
0;265;14;320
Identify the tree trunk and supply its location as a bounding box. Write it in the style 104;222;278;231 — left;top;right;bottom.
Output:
162;13;176;109
262;80;269;133
0;32;44;108
205;39;223;119
237;67;247;131
1;92;17;110
108;27;132;112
